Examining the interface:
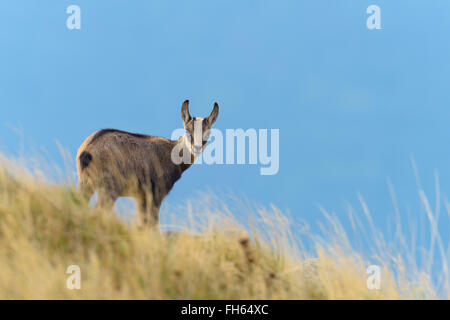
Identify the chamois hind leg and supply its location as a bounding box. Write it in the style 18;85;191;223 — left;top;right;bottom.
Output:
78;180;94;203
137;193;160;227
97;189;118;212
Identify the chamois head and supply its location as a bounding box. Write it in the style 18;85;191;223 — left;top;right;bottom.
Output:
181;100;219;156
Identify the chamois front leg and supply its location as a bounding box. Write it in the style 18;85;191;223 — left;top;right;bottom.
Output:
137;193;160;227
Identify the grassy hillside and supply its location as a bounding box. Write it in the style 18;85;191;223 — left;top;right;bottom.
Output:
0;155;443;299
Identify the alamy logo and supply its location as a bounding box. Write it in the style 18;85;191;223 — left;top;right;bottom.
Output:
66;265;81;290
66;5;81;30
366;5;381;30
366;265;381;290
171;127;279;176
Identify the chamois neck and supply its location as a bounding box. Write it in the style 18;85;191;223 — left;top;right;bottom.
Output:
171;137;195;173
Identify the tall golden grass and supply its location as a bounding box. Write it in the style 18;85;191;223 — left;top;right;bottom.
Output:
0;153;447;299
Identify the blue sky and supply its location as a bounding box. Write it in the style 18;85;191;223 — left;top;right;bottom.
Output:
0;1;449;260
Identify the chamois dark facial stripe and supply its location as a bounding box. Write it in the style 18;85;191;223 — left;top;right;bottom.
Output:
88;129;152;146
79;151;93;170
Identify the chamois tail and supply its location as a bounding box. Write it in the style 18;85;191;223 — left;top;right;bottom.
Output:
79;151;93;170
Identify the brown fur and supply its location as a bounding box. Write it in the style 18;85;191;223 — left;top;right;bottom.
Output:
76;100;219;227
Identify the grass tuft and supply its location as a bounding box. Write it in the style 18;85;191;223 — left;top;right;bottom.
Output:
0;155;446;299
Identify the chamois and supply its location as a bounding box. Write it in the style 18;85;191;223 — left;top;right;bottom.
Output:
76;100;219;226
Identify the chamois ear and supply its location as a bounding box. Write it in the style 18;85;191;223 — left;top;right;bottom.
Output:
181;100;191;124
206;102;219;126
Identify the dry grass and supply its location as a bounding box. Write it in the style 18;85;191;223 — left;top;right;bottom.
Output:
0;154;446;299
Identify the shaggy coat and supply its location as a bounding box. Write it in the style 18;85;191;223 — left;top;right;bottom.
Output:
76;100;219;226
